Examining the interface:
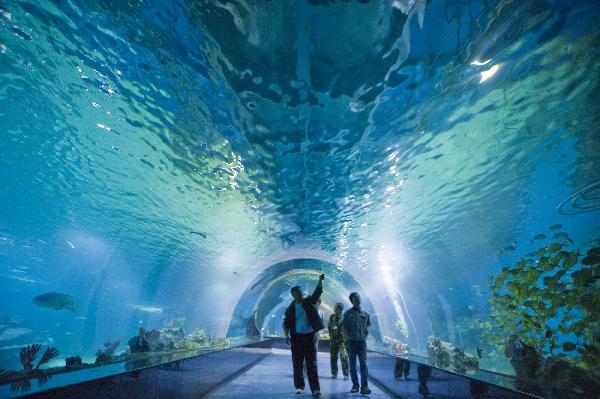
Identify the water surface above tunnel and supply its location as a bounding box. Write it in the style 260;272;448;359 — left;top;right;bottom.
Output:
0;0;599;388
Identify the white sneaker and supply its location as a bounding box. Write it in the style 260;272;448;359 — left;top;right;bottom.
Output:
296;389;303;394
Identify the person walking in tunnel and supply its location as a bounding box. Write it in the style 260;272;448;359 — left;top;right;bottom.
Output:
343;292;372;395
328;302;349;380
283;274;325;397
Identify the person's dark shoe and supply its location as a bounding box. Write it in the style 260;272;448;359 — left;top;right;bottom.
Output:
360;386;372;395
312;390;321;397
332;374;337;379
351;385;359;393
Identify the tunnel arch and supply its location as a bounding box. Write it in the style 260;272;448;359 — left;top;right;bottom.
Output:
226;258;383;341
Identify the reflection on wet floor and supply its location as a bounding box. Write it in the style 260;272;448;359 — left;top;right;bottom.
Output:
209;349;391;399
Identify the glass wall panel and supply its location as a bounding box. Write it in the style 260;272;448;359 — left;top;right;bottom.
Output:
1;0;598;397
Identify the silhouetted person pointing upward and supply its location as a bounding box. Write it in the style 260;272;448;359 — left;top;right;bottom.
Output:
283;274;325;397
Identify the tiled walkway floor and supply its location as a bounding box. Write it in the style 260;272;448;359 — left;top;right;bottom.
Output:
208;349;391;398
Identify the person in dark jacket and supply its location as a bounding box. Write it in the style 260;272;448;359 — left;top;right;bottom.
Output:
283;274;325;397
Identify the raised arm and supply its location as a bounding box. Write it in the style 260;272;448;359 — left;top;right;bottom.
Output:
309;274;325;304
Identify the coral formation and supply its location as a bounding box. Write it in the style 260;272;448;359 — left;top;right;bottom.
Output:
146;329;162;351
19;344;60;371
2;317;233;390
427;336;479;373
94;352;112;363
95;339;121;363
36;347;59;369
18;344;59;372
158;326;185;349
19;344;41;370
65;356;82;369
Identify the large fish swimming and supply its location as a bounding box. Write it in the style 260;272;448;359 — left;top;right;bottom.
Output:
0;327;32;341
33;292;78;313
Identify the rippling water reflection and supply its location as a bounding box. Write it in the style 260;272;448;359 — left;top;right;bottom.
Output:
0;0;599;379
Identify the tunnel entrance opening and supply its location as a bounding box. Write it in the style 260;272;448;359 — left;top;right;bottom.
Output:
226;258;383;342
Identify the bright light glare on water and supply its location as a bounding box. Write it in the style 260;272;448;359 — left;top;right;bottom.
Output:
480;64;500;83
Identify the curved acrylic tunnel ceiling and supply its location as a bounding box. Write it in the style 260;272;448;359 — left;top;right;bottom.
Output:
0;0;599;381
227;259;384;342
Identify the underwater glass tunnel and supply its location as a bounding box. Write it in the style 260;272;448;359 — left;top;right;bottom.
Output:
0;0;599;398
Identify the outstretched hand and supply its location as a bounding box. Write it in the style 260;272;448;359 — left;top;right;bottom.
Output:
319;274;325;281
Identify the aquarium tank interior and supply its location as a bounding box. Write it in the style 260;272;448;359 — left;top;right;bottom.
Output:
0;0;599;397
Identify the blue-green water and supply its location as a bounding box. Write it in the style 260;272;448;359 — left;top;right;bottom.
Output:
0;0;599;395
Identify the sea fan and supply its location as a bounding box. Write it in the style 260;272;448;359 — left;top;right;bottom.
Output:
103;339;120;356
20;344;41;370
35;347;59;369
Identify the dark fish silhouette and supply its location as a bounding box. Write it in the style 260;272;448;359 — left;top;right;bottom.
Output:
190;231;207;238
476;347;483;358
553;232;569;240
34;292;77;313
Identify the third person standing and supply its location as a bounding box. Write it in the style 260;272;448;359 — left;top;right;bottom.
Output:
342;292;372;395
328;302;349;380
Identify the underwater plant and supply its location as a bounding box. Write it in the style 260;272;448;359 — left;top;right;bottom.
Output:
187;328;206;344
486;231;599;370
103;339;120;356
94;353;111;363
158;325;186;349
36;347;59;369
95;339;121;362
146;329;162;351
65;356;83;369
395;320;409;338
19;344;60;371
19;344;41;371
428;336;478;373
